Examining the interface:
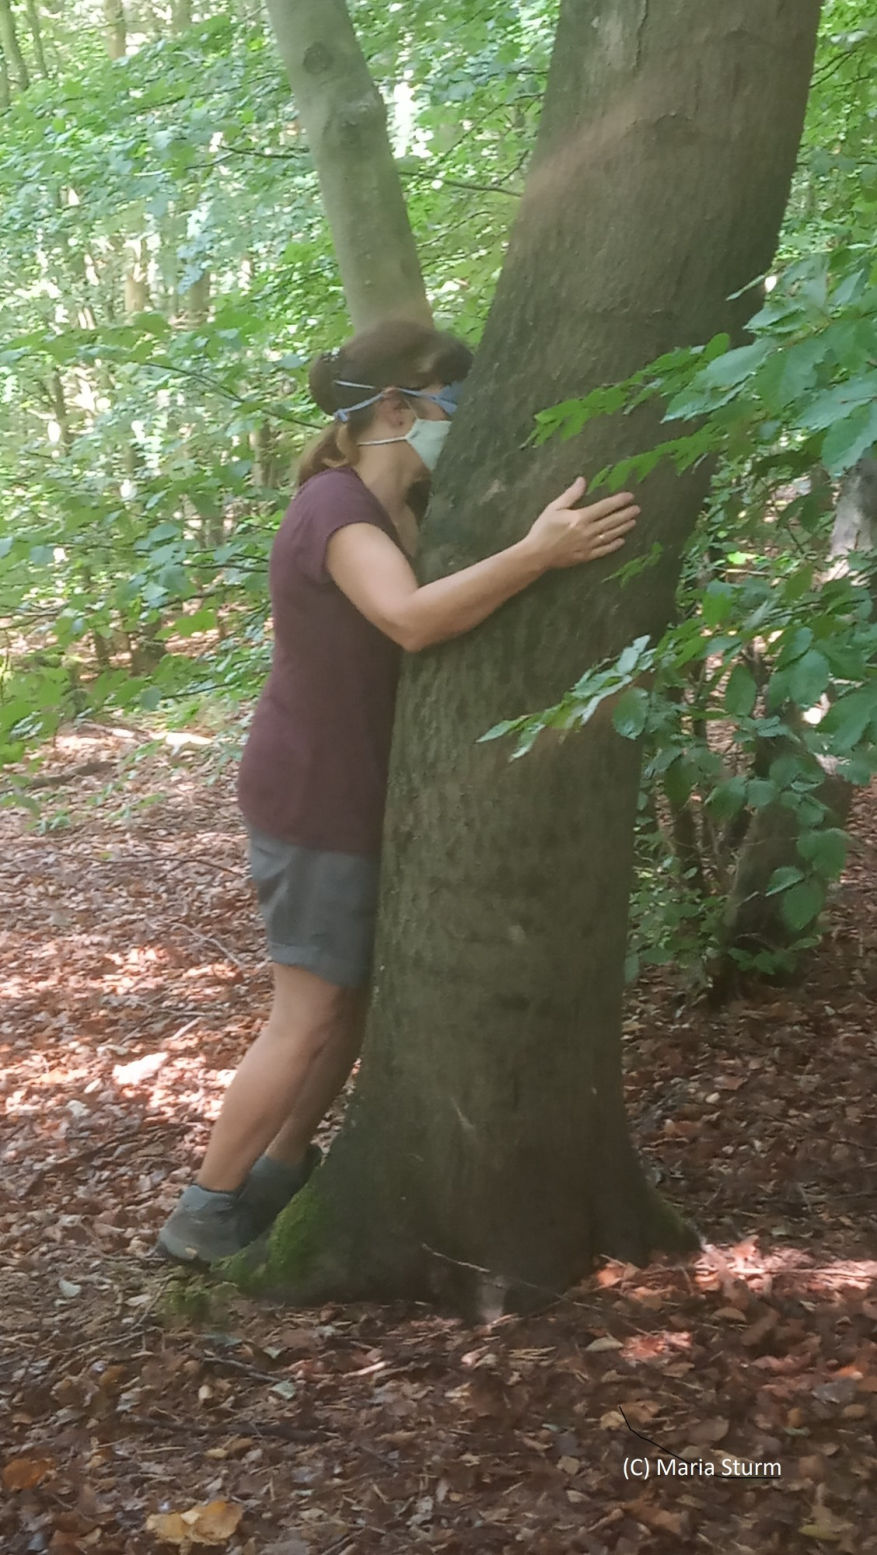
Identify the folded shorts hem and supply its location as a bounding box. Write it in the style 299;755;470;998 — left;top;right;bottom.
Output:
266;940;369;989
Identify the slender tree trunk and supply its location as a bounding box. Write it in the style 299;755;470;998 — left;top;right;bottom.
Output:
239;0;823;1317
184;268;210;323
103;0;126;60
264;0;431;329
0;48;11;109
0;0;29;89
24;0;47;76
123;237;151;314
830;457;877;576
172;0;192;30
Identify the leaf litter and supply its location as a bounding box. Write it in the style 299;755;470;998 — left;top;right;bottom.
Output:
1;728;875;1553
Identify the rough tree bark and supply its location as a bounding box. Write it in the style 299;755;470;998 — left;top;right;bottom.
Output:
264;0;431;330
236;0;822;1317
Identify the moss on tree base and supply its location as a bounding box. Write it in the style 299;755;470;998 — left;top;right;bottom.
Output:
223;1178;365;1304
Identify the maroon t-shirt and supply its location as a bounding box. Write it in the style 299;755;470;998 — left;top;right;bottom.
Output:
236;467;403;855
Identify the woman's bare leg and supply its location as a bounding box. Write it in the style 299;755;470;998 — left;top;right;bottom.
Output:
264;986;369;1167
196;965;362;1193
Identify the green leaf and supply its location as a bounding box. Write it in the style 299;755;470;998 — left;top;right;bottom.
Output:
769;752;808;789
724;664;758;717
798;372;877;433
780;879;825;932
765;864;805;897
700;338;773;389
477;716;527;745
797;827;848;878
663;757;694;807
747;778;779;809
612;687;649;739
776;625;814;666
821;688;877;751
617;635;652;676
707;775;747;821
701;582;735;627
820;399;877;477
788;649;830;706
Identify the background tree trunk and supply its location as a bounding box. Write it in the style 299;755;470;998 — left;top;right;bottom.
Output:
0;0;29;90
239;0;823;1317
103;0;125;61
264;0;431;330
0;47;12;109
24;0;47;77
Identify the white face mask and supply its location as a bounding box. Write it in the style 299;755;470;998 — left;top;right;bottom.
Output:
358;416;451;473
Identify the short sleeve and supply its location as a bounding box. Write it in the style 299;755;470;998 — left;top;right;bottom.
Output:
290;469;394;586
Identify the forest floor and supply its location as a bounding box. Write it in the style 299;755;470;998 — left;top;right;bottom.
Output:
1;725;876;1555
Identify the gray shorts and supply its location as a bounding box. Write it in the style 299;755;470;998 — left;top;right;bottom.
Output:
246;827;380;988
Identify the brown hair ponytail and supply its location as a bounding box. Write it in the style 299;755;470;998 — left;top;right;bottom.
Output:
297;421;358;486
297;318;472;488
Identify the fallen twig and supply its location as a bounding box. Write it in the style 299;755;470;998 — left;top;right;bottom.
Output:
2;758;114;794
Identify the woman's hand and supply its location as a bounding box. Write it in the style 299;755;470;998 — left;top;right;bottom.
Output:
522;476;639;570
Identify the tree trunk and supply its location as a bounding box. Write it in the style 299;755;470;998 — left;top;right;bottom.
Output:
24;0;47;77
0;48;10;110
830;457;877;581
123;237;151;314
239;0;822;1317
264;0;431;330
184;268;210;324
0;0;29;89
172;0;192;31
103;0;125;60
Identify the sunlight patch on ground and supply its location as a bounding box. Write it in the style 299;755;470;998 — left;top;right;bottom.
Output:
697;1239;877;1295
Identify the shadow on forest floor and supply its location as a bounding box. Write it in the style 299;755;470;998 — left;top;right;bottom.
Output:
1;728;875;1554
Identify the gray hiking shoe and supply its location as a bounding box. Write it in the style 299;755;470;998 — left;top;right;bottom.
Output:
156;1184;257;1265
239;1143;323;1234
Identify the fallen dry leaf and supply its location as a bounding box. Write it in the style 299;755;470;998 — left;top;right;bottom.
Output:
799;1520;849;1544
687;1417;730;1447
619;1400;662;1425
146;1500;244;1548
741;1310;779;1347
798;1454;827;1481
625;1498;684;1536
713;1306;749;1323
3;1456;55;1491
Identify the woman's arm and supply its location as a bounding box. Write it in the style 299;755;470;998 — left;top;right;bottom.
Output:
326;477;639;652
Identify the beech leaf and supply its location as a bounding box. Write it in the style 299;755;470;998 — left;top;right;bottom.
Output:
3;1457;54;1491
146;1500;244;1547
